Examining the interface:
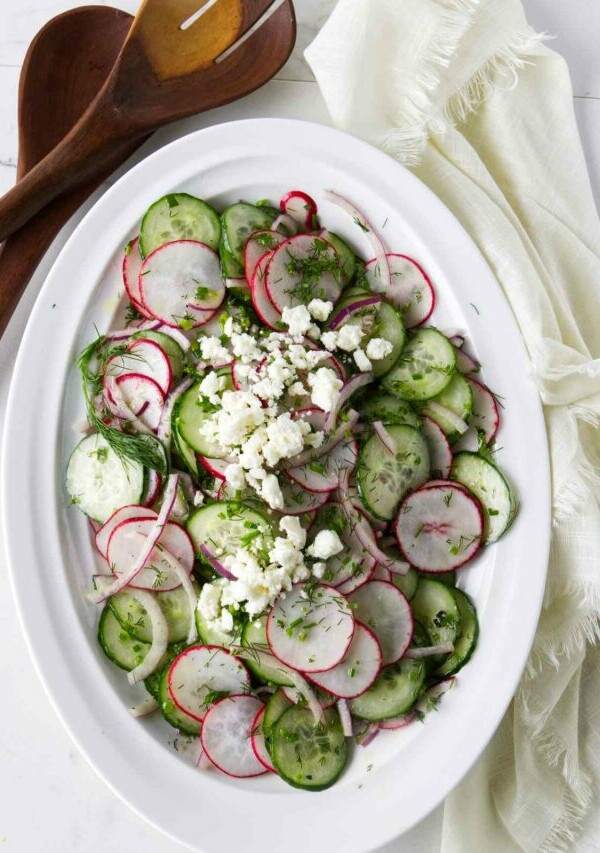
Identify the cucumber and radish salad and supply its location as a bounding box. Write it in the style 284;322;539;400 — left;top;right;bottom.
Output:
66;187;517;790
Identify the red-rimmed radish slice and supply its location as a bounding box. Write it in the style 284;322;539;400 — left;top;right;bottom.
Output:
201;694;266;777
303;338;346;381
280;190;318;229
467;378;500;443
198;455;229;480
276;474;330;515
309;622;382;699
265;235;343;312
456;348;480;374
231;356;266;392
286;438;358;494
272;212;299;235
104;338;172;396
115;374;165;431
329;294;383;330
347;581;413;665
244;230;285;284
395;483;483;572
380;712;416;731
281;685;336;709
371;565;393;582
122;236;152;317
168;646;250;723
336;562;376;596
139;240;225;329
107;518;194;590
365;254;435;328
142;470;162;506
267;583;354;673
250;252;283;330
251;706;275;772
307;501;376;589
95;505;155;559
421;416;452;478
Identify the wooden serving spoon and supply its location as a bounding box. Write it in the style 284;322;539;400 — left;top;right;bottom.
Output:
0;6;138;339
0;0;296;246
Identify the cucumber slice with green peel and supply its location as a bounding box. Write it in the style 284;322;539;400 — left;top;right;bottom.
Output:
66;434;145;524
436;588;479;676
320;230;356;282
131;329;187;383
357;424;430;520
344;301;406;378
361;393;421;428
109;582;198;644
270;706;348;791
187;501;274;562
432;570;456;587
451;451;518;542
424;374;473;441
157;664;202;735
349;657;426;721
220;243;244;278
382;328;456;401
144;641;186;701
171;414;200;479
174;381;224;458
241;619;295;686
263;688;294;738
221;203;278;266
98;606;150;671
194;607;237;648
140;193;221;257
411;578;461;647
391;565;419;600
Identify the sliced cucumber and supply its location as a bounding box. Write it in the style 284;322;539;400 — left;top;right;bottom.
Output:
194;606;237;647
270;706;348;791
411;578;461;647
391;565;419;600
435;571;457;587
349;658;426;721
425;374;473;441
140;193;221;257
187;501;274;562
321;230;356;282
174;381;223;458
241;619;295;686
171;416;200;480
436;588;479;676
357;424;430;520
361;393;421;428
263;688;294;737
382;328;456;401
131;329;187;383
66;433;145;524
144;641;186;701
157;664;202;736
98;606;150;671
451;451;517;542
344;301;405;378
109;582;198;645
221;203;278;267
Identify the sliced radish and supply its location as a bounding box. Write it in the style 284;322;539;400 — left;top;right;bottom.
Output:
380;712;416;731
336;562;376;596
309;622;382;699
168;645;250;723
324;372;372;432
272;212;299;236
303;339;346;381
286;438;358;494
276;475;330;515
139;240;225;329
122;237;152;317
467;378;500;443
115;374;165;431
107;518;194;590
198;455;229;480
104;338;172;396
201;695;266;777
250;252;283;330
251;706;275;772
95;505;154;559
365;254;435;327
232;357;266;392
267;583;354;673
142;470;162;506
265;235;343;312
281;685;336;709
421;416;452;478
371;565;393;582
395;482;483;572
347;581;413;665
244;230;285;284
280;190;318;229
456;348;480;374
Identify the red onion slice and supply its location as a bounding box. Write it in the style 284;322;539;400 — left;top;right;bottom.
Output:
337;699;353;737
104;320;161;342
199;544;237;581
359;722;380;747
324;374;372;433
405;643;454;659
423;402;469;435
324;190;391;293
287;409;359;468
372;421;396;455
329;295;382;331
158;548;199;644
157;377;193;446
130;696;159;717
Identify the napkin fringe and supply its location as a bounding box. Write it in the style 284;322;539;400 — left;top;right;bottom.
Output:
553;407;600;525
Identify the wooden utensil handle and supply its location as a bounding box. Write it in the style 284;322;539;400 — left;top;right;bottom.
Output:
0;97;139;243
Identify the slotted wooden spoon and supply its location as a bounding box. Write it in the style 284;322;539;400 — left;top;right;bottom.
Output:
0;6;138;339
0;0;295;244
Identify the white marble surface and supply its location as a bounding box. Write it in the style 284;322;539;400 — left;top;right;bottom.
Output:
0;1;598;851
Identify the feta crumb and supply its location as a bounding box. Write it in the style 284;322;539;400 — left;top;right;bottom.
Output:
353;348;373;372
263;413;306;466
199;336;230;366
198;370;225;404
320;331;338;352
231;332;261;362
288;381;307;397
366;337;394;361
281;304;313;337
308;299;333;322
193;490;205;506
260;473;284;510
307;367;343;412
279;515;306;548
335;324;363;352
312;561;327;579
307;529;344;559
224;463;246;490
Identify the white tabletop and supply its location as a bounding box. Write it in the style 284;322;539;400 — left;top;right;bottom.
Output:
0;2;598;851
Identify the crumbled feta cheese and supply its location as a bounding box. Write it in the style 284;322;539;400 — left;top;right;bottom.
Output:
260;473;284;510
320;331;338;352
222;315;235;337
307;529;344;559
263;413;306;466
335;324;364;352
224;463;246;490
308;299;333;322
193;490;205;506
307;367;343;412
281;304;313;337
311;561;327;579
353;348;373;372
231;332;262;362
199;336;230;366
366;337;394;361
288;381;307;397
198;370;226;404
279;515;307;548
197;581;234;633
